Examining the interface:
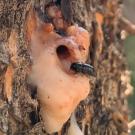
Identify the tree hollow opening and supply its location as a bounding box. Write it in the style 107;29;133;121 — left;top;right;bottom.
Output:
56;45;70;59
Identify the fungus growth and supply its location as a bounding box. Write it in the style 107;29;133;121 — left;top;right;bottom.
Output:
26;5;91;134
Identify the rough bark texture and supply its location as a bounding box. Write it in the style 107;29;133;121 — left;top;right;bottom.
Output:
0;0;131;135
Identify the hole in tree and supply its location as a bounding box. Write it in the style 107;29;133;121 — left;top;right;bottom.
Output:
29;109;40;125
55;0;61;5
56;45;70;59
28;84;37;99
117;119;122;124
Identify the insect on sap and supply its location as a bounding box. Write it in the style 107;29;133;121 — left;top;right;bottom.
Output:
70;62;95;77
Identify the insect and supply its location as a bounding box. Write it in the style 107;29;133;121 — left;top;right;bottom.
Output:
70;62;95;77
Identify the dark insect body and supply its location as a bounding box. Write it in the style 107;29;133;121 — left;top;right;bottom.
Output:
70;62;95;77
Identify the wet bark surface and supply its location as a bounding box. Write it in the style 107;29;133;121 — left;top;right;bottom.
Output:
0;0;131;135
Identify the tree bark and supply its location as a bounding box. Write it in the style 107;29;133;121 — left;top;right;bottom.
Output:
0;0;132;135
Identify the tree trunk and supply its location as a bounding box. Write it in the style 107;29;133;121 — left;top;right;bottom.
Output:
0;0;132;135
